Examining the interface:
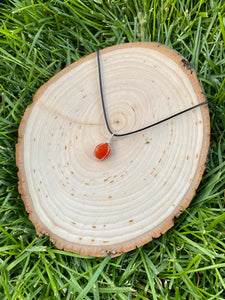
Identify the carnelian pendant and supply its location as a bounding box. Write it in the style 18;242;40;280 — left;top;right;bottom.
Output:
94;135;113;161
94;142;111;161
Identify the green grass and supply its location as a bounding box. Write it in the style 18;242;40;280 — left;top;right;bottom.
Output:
0;0;225;299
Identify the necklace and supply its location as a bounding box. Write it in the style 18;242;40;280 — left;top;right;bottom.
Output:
94;47;208;161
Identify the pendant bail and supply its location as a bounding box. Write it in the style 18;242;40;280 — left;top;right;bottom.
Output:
107;133;114;144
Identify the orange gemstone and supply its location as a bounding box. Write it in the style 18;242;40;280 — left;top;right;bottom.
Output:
94;142;111;161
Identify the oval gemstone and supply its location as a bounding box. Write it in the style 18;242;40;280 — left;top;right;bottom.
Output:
94;143;111;161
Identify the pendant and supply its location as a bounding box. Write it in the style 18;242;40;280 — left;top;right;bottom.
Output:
94;134;114;161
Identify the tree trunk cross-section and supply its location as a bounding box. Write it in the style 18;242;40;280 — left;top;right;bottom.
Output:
16;43;210;257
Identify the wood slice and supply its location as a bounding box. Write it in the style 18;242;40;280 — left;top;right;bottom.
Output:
16;43;210;257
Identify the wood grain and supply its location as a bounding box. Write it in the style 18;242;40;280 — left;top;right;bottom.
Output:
16;43;210;257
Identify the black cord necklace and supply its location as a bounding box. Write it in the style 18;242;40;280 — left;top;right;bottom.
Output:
94;47;208;161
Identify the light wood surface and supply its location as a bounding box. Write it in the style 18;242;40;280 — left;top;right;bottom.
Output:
16;43;210;257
